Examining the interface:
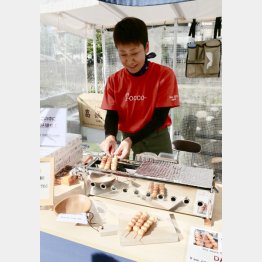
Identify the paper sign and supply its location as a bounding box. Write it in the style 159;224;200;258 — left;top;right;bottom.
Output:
40;108;67;146
186;226;222;262
56;213;88;224
193;190;215;218
40;157;54;206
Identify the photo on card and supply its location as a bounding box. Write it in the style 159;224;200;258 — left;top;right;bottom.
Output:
193;228;219;250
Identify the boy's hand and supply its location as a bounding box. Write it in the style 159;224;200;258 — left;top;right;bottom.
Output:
114;137;132;159
99;135;117;156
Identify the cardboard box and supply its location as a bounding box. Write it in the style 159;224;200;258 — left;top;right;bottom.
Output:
40;133;83;174
77;93;106;130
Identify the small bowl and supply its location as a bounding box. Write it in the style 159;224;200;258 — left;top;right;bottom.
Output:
54;194;91;214
88;172;116;187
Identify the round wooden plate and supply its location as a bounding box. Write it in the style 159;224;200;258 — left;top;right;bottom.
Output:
54;194;91;214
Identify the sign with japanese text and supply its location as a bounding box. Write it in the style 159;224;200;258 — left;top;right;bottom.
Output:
40;108;67;147
40;157;54;206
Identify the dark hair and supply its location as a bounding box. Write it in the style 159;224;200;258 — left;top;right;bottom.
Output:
113;17;148;48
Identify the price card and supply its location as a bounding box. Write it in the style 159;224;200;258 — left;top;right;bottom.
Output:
56;213;88;224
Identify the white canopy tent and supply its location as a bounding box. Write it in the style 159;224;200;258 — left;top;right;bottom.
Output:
40;0;222;141
40;0;222;38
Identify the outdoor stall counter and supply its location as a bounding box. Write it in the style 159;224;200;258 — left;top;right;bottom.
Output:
40;182;222;262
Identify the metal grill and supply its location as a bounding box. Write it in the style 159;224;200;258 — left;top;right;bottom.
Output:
135;160;214;189
86;157;214;189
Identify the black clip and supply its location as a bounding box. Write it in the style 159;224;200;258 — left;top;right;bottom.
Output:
188;18;197;38
214;17;222;39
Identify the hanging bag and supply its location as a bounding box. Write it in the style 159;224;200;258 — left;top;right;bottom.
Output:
185;17;222;78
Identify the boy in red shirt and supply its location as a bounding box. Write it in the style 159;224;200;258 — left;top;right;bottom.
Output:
100;17;180;159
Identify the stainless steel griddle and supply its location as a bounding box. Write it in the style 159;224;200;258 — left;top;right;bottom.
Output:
85;157;214;190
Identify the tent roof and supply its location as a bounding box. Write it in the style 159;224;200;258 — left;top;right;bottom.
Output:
40;0;222;38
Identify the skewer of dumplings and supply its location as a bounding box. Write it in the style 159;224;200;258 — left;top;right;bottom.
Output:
151;183;159;199
136;216;157;240
104;156;112;170
98;155;107;169
147;181;154;197
157;183;166;199
111;155;118;171
124;211;143;237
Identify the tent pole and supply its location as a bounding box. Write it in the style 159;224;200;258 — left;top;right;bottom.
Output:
84;38;88;93
93;27;98;93
170;19;178;142
101;28;106;90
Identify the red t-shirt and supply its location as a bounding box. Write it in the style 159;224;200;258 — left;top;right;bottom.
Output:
101;61;180;133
